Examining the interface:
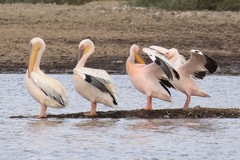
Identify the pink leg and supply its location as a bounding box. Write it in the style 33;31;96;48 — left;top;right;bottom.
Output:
85;102;97;116
145;96;153;110
39;104;47;118
183;95;191;110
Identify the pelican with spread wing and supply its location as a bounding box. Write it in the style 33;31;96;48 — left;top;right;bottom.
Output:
73;39;118;116
126;44;180;110
26;37;68;118
149;46;218;109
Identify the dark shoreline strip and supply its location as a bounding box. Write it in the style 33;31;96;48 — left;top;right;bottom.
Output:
9;107;240;119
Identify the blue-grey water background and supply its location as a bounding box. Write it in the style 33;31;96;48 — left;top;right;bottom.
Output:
0;74;239;160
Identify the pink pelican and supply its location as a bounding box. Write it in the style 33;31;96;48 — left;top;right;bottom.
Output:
149;46;218;109
126;44;180;110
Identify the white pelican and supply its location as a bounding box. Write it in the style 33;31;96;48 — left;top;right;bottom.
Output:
149;46;218;109
26;37;68;118
126;44;180;110
73;39;118;116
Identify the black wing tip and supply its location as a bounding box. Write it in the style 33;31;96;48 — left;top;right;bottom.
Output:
160;81;171;96
155;57;173;81
84;74;92;83
159;79;176;97
109;93;118;105
41;88;66;106
204;54;218;74
113;101;118;105
194;71;207;79
173;69;180;80
154;56;161;65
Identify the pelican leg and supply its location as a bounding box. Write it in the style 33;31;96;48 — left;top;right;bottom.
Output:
39;104;47;118
85;102;97;116
145;96;153;110
183;95;191;110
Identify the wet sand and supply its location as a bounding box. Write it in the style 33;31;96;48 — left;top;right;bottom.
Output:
0;1;240;74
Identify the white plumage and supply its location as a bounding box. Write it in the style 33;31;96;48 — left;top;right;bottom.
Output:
26;37;68;117
73;39;117;116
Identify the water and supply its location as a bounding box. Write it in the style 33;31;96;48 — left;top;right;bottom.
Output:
0;74;240;159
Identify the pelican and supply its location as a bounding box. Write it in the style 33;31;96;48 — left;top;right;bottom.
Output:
126;44;180;110
73;39;118;116
26;37;68;118
149;46;218;109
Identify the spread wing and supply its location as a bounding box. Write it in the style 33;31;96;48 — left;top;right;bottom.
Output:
179;50;218;79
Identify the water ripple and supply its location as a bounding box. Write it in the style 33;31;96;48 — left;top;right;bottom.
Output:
0;74;240;159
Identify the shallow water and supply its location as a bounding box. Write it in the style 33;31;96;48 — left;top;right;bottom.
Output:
0;74;240;159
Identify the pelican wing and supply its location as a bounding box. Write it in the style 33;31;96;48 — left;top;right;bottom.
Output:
179;50;218;79
203;54;218;74
30;71;68;106
141;63;176;95
74;67;117;102
149;45;168;54
142;47;180;81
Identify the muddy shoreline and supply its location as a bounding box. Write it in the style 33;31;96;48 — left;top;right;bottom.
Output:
10;107;240;119
0;1;240;75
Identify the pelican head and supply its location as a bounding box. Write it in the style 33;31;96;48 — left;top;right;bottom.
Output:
78;39;95;61
28;37;45;77
30;37;45;47
164;48;178;60
190;49;203;55
130;44;145;64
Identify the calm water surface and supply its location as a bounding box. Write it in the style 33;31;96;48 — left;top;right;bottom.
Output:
0;74;240;160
